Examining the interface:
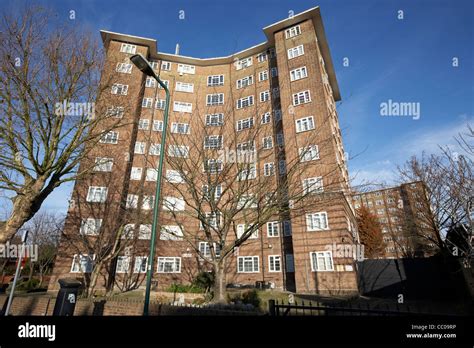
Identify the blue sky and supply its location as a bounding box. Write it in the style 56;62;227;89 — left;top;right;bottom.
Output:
1;0;473;214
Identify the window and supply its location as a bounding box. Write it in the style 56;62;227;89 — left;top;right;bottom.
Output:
168;145;189;158
130;167;143;180
295;116;315;133
236;96;254;109
176;82;194;93
272;88;280;98
134;142;146;154
278;160;286;175
258;70;268;81
116;256;130;273
173;101;192;113
166;170;184;183
299;145;319;161
142;98;153;108
152;120;163;132
260;90;270;102
264;162;274;176
271;67;278;77
290;66;308;81
238;164;257;180
310;251;334;271
93;157;113;172
206;113;224;126
202;184;222;200
145;77;156;88
293;90;311;106
236;57;253;70
204;159;223;173
142;195;154;210
106;106;124;118
163;196;185;211
160;225;184;241
267;221;280;237
178;64;195;74
149;143;161;155
139;225;152;239
204;135;223;149
268;48;276;58
276;133;284;146
262;136;273;149
207;75;224;86
120;43;136;54
285;25;301;39
111;84;128;95
99;131;119;144
171;122;190;134
236;141;255;151
116;63;132;74
199;242;221;258
237;194;257;208
158;80;170;89
236;76;254;89
150;61;159;69
134;256;148;273
157;257;181;273
257;52;267;63
286;254;295;272
161;61;171;71
261;112;271;124
86;186;108;203
138;119;150;130
206;93;224;106
306;212;329;231
236;117;254;131
236;224;258;239
145;168;158;181
80;218;102;235
376;200;383;206
155;99;166;110
303;177;323;194
283;221;292;236
269;255;281;272
70;254;94;273
200;212;221;229
237;256;259;273
287;45;304;59
126;194;138;209
274;109;282;121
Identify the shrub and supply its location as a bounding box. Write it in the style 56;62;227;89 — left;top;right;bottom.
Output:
192;271;214;292
227;289;261;308
166;283;203;293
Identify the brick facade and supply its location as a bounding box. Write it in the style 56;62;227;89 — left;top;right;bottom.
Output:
49;7;359;295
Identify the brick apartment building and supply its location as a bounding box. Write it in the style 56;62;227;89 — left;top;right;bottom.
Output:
49;7;360;295
352;181;438;258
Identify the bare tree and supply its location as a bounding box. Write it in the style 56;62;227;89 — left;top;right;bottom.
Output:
22;212;62;286
397;146;473;261
133;70;352;302
0;6;130;243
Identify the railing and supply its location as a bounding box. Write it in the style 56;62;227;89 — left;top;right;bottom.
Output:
268;299;439;316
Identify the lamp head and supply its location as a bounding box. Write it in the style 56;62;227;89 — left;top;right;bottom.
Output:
129;54;155;76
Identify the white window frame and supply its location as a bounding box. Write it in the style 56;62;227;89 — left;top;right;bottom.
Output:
205;113;224;126
70;254;94;273
292;90;311;106
86;186;108;203
268;255;281;272
290;66;308;81
287;45;304;59
175;81;194;93
207;75;224;86
173;101;193;113
285;25;301;39
93;157;113;172
310;251;334;272
120;43;136;54
306;212;329;231
160;225;184;241
80;218;102;236
99;131;119;144
206;93;224;106
267;221;280;237
236;96;254;109
111;83;128;95
258;70;268;81
237;256;259;273
157;257;181;273
177;64;195;75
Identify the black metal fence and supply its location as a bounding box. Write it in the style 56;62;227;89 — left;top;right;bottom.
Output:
268;299;438;316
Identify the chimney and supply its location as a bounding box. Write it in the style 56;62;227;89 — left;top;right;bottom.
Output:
175;44;180;55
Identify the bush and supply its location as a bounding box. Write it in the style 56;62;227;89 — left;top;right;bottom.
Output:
227;289;261;308
192;271;214;292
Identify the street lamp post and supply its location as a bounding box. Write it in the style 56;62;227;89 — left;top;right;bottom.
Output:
130;54;170;316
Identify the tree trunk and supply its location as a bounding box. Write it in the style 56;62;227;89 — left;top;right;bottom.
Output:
87;264;101;298
0;175;60;244
212;261;227;303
